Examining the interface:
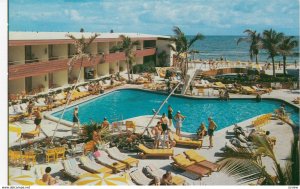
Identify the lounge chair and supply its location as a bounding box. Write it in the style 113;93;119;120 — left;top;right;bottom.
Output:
241;86;257;95
171;154;211;179
184;150;219;172
143;165;186;185
69;143;85;156
106;147;139;168
130;169;153;185
9;106;24;122
94;150;127;173
61;158;89;180
292;97;300;104
213;82;226;89
79;156;113;174
125;121;136;132
21;129;40;138
173;134;202;148
137;144;173;159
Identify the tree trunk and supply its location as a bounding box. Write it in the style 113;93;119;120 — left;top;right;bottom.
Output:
272;57;276;77
283;56;286;75
126;59;130;81
255;54;258;65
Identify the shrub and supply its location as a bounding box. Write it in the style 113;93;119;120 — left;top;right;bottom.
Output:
132;61;156;74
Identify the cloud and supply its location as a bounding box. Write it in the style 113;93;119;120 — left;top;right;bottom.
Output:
64;9;84;21
8;0;299;35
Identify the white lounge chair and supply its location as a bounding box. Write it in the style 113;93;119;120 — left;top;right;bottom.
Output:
143;165;186;185
61;158;88;180
130;169;153;185
94;150;127;173
79;156;113;174
106;147;139;167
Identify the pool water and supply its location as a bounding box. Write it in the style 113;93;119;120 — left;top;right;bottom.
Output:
52;89;299;133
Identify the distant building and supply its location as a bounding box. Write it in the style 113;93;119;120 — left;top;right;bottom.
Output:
8;32;174;94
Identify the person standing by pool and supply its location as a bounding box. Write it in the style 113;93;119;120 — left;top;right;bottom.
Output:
208;117;217;148
174;111;186;136
72;106;80;134
167;105;173;127
161;113;169;132
33;107;42;136
27;100;34;120
101;117;110;128
189;81;194;95
151;121;162;148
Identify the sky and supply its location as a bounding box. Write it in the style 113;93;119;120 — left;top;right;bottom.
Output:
8;0;299;36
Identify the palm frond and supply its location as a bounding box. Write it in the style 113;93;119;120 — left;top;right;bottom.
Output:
237;37;251;45
188;33;204;49
173;26;183;36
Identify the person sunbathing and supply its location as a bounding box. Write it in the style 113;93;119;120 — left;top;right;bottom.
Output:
161;171;173;185
233;124;246;137
42;167;57;185
197;122;207;139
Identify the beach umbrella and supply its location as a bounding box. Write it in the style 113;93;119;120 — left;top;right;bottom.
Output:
9;174;35;185
9;124;22;145
73;173;130;186
9;173;47;186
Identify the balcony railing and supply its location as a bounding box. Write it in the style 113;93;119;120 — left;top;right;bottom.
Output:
8;48;156;80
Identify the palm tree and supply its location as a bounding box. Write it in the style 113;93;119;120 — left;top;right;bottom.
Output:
112;35;140;82
51;33;99;142
237;29;262;64
261;29;284;77
218;134;299;185
157;50;169;67
169;26;204;80
278;36;298;75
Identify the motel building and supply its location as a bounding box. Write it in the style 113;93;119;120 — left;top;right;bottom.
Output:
8;32;174;95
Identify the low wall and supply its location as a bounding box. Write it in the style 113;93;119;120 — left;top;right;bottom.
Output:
202;68;248;77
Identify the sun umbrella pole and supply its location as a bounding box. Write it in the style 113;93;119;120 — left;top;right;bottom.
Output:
20;135;22;174
141;82;182;136
50;58;84;143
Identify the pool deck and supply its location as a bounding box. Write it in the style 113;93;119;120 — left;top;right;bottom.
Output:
9;84;298;185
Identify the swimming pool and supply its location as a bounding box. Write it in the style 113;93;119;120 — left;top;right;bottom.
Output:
52;89;299;133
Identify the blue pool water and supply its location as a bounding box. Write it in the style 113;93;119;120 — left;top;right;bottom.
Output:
52;89;299;133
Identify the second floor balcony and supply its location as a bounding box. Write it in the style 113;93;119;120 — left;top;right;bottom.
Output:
9;48;156;80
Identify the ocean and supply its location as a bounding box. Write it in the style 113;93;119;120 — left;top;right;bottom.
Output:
187;36;299;64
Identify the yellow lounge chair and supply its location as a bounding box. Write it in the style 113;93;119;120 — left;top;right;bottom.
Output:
137;144;174;159
173;134;203;148
21;129;40;138
125;120;136;132
184;149;219;171
241;86;257;95
171;154;211;178
214;82;226;88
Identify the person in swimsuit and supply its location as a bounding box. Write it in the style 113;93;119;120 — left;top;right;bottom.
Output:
161;171;173;185
151;121;162;148
72;106;80;134
208;117;217;148
27;100;34;120
33;108;42;136
101;117;110;128
197;122;207;139
160;113;169;132
174;111;186;136
42;167;57;185
167;105;173;127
